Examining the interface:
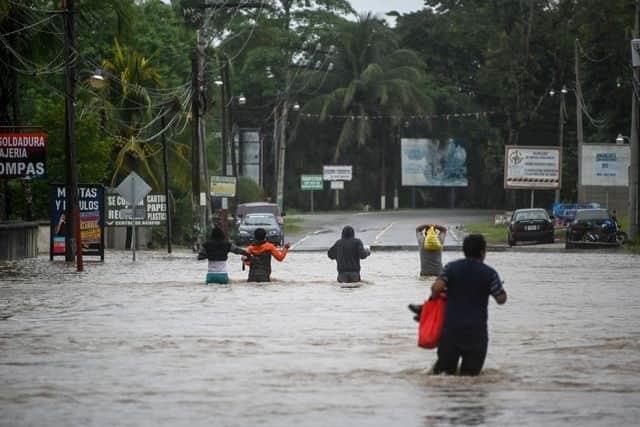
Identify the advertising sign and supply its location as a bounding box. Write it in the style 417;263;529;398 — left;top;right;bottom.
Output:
504;146;561;189
210;176;237;197
401;138;468;187
0;132;47;178
106;192;167;226
581;144;630;187
50;184;105;259
323;165;352;181
300;174;323;191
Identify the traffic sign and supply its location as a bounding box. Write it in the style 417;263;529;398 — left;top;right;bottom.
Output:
115;172;152;206
323;165;352;181
300;174;323;191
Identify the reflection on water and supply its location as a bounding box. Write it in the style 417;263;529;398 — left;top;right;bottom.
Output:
1;250;640;426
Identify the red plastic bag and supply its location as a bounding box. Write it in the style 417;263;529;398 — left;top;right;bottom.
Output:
418;293;447;349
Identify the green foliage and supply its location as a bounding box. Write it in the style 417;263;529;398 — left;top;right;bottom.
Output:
237;177;264;204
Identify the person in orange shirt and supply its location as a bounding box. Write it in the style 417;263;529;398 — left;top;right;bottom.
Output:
244;228;290;282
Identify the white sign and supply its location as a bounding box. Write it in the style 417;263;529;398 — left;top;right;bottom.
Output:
210;176;237;197
581;144;630;187
330;180;344;190
632;39;640;67
504;146;561;189
323;165;352;181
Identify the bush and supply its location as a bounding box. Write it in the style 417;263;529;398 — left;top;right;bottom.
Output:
237;177;264;204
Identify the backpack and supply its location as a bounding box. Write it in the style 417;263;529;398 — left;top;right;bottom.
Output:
424;226;442;251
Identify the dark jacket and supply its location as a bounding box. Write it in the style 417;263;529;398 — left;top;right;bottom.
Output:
198;240;247;261
327;226;370;273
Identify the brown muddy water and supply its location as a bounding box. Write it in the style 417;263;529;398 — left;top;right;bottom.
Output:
1;249;639;426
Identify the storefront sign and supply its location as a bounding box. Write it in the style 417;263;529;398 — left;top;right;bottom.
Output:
0;132;47;178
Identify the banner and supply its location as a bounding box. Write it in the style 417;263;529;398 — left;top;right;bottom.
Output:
504;146;561;189
50;184;105;259
401;138;468;187
0;132;47;178
581;144;630;187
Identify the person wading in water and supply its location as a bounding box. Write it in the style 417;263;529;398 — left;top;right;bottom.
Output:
198;226;250;284
327;225;371;283
244;228;289;282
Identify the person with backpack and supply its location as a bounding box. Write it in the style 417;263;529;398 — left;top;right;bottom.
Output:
244;228;290;282
327;225;371;283
416;223;447;276
198;226;250;284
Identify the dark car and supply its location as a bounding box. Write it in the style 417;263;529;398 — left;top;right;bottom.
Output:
235;202;284;226
565;208;620;249
507;208;555;246
235;213;284;246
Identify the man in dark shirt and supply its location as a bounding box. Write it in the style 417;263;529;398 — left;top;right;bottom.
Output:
327;225;371;283
430;234;507;376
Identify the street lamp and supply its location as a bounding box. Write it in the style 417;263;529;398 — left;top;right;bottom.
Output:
89;69;106;90
616;133;630;144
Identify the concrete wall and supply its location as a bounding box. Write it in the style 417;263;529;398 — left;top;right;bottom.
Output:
0;221;39;260
581;185;628;213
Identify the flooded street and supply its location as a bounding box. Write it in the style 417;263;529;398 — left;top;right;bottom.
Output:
1;249;640;426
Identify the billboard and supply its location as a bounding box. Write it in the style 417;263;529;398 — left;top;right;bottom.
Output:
581;144;630;187
401;138;468;187
504;146;561;189
50;184;105;259
0;132;47;178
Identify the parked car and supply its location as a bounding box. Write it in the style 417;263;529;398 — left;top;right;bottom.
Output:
235;202;284;226
235;213;284;246
507;208;555;246
565;208;622;249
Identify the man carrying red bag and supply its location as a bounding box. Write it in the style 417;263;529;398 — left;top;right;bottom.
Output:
411;234;507;376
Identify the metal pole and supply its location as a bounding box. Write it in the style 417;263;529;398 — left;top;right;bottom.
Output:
131;177;136;262
62;0;82;271
530;190;535;208
161;115;172;253
310;190;314;212
629;0;640;241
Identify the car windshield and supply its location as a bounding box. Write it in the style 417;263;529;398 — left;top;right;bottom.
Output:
514;211;548;221
243;215;277;226
575;209;609;221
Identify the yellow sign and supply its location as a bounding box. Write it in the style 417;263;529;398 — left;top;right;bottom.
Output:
210;176;237;197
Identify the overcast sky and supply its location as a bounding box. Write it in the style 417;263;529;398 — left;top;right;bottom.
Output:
347;0;425;24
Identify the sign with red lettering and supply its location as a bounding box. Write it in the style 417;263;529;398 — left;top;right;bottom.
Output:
0;132;47;178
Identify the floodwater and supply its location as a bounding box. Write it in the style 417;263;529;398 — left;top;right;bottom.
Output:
1;249;640;426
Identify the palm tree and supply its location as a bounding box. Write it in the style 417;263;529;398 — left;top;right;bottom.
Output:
306;14;433;207
99;39;164;188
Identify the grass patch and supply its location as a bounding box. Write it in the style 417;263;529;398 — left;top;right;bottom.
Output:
284;216;304;234
463;222;508;245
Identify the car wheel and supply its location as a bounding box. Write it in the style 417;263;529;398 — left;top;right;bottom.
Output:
616;231;628;245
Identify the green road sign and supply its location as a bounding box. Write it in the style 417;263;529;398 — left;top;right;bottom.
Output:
300;174;323;191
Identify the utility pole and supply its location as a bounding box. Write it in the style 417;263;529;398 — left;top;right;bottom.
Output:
62;0;82;271
554;89;567;203
575;38;585;203
275;96;289;211
161;115;172;253
191;29;207;247
629;0;640;241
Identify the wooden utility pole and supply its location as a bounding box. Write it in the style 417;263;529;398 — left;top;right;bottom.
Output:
161;115;172;253
62;0;82;271
629;0;640;240
575;39;585;203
